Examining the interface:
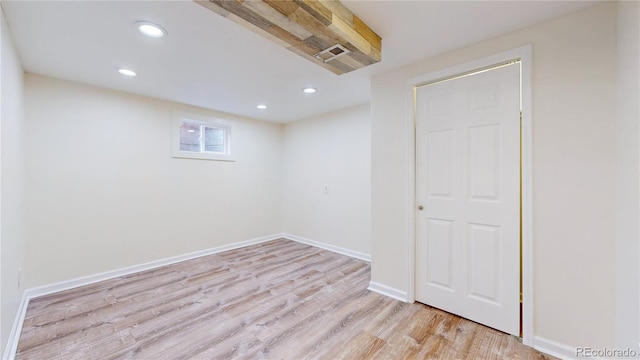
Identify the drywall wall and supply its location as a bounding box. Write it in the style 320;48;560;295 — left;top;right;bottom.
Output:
283;104;371;256
0;7;25;354
615;0;640;351
370;2;616;349
24;74;283;288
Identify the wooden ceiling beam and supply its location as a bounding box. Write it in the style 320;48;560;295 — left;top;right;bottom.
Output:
195;0;382;75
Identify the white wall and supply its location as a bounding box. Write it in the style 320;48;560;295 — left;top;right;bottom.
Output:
283;104;371;256
24;74;283;288
371;3;617;350
0;6;25;354
615;0;640;351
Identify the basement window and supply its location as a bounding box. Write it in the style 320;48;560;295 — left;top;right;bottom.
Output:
172;111;235;161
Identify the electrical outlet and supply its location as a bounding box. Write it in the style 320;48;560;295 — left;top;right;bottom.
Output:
323;185;329;194
18;268;22;288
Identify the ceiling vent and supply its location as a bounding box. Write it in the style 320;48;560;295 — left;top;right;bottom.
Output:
314;44;350;63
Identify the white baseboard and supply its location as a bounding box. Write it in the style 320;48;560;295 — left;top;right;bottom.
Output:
368;281;409;302
281;233;371;262
534;336;577;359
534;337;623;360
1;233;283;360
25;233;283;299
3;291;29;360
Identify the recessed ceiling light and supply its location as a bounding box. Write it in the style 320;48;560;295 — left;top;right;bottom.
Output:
256;104;268;110
117;68;137;77
136;21;167;38
302;87;317;94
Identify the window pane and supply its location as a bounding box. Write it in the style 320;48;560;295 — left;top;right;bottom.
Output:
204;126;225;153
180;122;201;152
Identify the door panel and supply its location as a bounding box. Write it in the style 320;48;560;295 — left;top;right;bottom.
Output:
415;63;520;336
468;124;501;201
468;223;501;304
426;218;454;290
427;130;455;199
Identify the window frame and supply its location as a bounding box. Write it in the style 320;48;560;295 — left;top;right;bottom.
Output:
171;111;236;161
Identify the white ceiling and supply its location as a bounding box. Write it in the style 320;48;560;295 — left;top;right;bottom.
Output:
2;0;601;123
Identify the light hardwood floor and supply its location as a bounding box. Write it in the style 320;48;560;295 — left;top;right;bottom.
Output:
17;239;554;359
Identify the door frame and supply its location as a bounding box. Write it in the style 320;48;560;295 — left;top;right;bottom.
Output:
405;45;533;346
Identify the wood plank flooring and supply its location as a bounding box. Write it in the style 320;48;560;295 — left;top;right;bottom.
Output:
17;239;555;359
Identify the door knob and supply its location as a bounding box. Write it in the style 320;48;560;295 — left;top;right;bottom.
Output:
418;205;424;210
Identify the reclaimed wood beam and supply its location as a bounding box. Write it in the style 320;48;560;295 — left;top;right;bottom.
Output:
195;0;382;75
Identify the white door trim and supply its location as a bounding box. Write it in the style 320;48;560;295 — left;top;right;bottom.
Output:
405;44;533;346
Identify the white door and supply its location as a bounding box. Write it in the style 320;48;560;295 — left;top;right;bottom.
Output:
415;63;520;336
